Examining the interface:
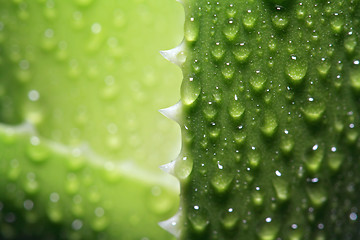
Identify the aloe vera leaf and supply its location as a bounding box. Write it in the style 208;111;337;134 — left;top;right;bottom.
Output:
161;0;360;239
0;0;183;239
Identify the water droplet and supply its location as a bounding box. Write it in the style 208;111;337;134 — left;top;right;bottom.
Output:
228;100;245;120
301;101;326;123
344;35;357;54
306;185;327;207
304;144;324;173
233;44;251;63
211;171;234;194
188;205;209;233
203;102;217;121
209;124;220;139
226;5;237;18
248;150;260;169
185;17;199;42
258;220;279;240
47;203;63;223
288;224;304;240
92;216;109;232
350;69;360;92
222;64;235;80
234;131;246;146
272;178;289;201
286;58;308;84
223;21;239;41
261;112;278;137
88;188;101;203
66;174;80;195
316;61;331;78
330;15;344;34
147;186;173;216
23;173;39;195
41;29;57;51
23;199;34;211
252;191;264;207
26;137;49;163
72;219;83;231
211;43;225;60
346;129;358;144
67;149;85;171
221;208;239;230
174;156;193;182
272;14;288;30
242;11;257;30
250;72;267;92
181;77;201;106
7;159;21;181
280;136;294;155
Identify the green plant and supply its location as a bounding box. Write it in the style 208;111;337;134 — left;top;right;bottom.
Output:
0;0;182;239
1;0;360;240
160;0;360;239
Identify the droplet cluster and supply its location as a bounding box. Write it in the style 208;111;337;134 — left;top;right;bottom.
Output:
163;0;360;239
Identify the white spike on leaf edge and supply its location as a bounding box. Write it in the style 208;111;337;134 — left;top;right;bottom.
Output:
159;101;183;124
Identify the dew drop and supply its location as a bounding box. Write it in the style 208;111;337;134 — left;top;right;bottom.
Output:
26;137;49;163
23;173;39;195
234;131;246;146
67;149;85;171
47;203;63;223
188;206;209;233
258;220;279;240
211;171;234;194
221;208;239;230
248;150;260;169
7;159;21;181
330;15;344;34
272;14;288;30
233;45;251;63
252;191;264;207
286;59;308;84
92;216;109;232
228;100;245;120
304;144;324;173
316;61;331;78
350;69;360;92
327;150;344;172
261;112;278;137
280;137;294;155
223;22;239;41
203;102;217;121
72;219;83;231
250;72;267;92
209;124;220;139
211;43;225;60
174;156;193;182
242;11;257;30
103;162;121;183
301;101;326;123
344;35;357;54
181;77;201;106
272;178;289;201
185;17;199;42
24;199;34;211
65;174;80;195
222;64;235;80
306;185;327;207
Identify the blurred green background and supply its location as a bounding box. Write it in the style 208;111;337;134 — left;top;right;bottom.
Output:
0;0;183;239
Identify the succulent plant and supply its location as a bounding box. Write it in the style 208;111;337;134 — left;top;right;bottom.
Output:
1;0;360;240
